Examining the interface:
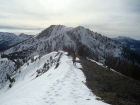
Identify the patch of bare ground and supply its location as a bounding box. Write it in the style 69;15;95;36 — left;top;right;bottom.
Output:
79;56;140;105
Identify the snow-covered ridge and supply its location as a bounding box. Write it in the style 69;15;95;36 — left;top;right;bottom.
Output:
37;25;72;39
0;51;108;105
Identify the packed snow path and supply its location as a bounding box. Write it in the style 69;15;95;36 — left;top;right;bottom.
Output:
0;52;108;105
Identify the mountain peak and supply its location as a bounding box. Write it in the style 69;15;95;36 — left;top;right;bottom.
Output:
76;26;85;29
49;24;67;29
37;25;72;39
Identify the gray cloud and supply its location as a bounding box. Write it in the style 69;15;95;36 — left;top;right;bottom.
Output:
0;25;43;30
0;0;140;39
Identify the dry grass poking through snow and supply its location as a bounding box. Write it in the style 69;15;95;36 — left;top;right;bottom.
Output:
79;56;140;105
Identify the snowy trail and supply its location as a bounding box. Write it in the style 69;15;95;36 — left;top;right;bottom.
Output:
0;52;108;105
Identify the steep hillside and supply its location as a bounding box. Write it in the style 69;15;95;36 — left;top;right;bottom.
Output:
113;36;140;56
0;32;33;51
0;51;108;105
80;56;140;105
1;25;140;82
2;25;123;63
0;58;16;87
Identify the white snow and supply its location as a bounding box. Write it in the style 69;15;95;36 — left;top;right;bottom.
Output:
88;58;104;66
0;52;108;105
0;32;32;47
88;58;122;75
0;58;16;86
3;25;123;64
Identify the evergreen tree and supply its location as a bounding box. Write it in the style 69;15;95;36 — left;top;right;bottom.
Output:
43;62;47;68
77;46;87;57
6;73;12;83
31;58;34;63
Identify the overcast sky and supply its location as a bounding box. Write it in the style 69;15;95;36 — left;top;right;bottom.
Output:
0;0;140;39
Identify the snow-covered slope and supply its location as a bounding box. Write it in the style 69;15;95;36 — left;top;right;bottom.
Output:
0;51;108;105
113;36;140;56
18;33;33;41
2;25;123;63
0;58;16;88
0;32;33;51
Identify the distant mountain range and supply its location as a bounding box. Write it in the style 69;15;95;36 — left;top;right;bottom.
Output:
0;32;33;51
112;36;140;56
